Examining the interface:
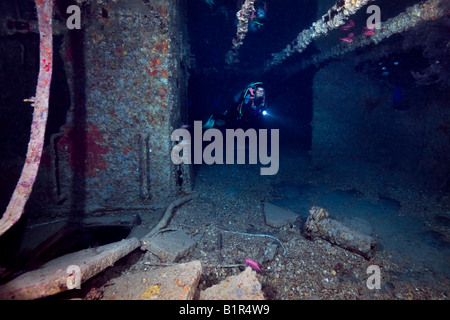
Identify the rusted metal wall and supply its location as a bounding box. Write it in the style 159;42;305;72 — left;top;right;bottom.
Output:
30;0;191;217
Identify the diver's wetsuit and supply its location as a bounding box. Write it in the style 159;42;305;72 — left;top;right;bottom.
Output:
205;82;266;129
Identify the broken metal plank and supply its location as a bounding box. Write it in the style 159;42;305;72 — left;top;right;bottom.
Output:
264;202;301;228
0;238;140;300
140;193;198;242
141;229;197;263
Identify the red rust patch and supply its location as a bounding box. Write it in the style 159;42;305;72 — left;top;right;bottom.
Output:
157;4;168;20
158;86;168;100
123;146;131;155
152;40;168;54
145;57;162;77
57;124;110;177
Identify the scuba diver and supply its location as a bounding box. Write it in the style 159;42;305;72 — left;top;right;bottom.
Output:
248;0;267;32
203;81;267;129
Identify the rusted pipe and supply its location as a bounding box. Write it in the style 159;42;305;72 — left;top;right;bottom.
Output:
304;206;377;259
0;0;53;236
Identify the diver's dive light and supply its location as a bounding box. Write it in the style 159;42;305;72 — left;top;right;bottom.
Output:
262;110;268;116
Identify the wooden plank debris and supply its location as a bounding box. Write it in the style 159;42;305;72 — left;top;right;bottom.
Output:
0;238;140;300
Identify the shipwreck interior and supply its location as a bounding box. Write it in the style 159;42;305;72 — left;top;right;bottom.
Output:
0;0;449;300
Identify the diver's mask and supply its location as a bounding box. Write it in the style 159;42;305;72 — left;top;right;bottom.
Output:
255;87;265;98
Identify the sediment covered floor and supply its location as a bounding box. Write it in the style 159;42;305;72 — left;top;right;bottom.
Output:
58;145;450;300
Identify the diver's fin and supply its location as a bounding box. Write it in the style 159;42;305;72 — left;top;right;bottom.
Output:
203;115;215;129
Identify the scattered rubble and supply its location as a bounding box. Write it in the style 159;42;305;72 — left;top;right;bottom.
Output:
264;202;301;228
262;242;279;263
141;229;197;263
199;267;264;300
304;206;377;259
1;161;448;300
102;260;202;300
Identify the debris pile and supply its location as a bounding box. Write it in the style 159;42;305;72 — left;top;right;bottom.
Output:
304;206;377;259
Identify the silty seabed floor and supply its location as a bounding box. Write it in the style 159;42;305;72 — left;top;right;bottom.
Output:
60;146;450;300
